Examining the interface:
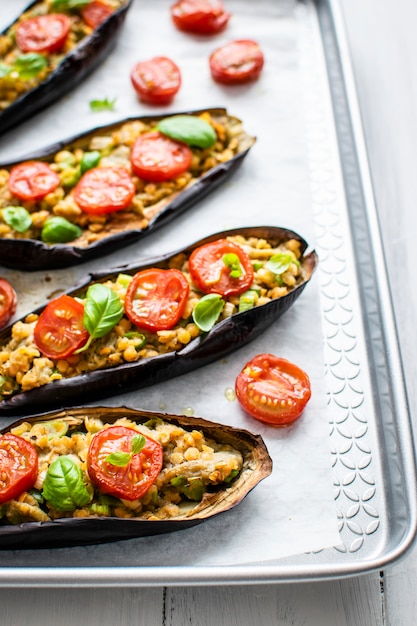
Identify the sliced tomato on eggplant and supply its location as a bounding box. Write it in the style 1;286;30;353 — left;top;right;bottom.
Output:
0;109;256;270
0;0;132;136
0;405;272;549
0;226;317;417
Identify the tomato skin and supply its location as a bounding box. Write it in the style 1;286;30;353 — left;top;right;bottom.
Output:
125;268;190;332
0;434;38;504
209;39;264;84
81;0;114;28
16;14;71;54
33;294;89;360
73;167;135;215
130;57;181;105
235;354;311;426
130;132;192;183
188;239;254;297
87;426;163;501
8;161;60;201
0;278;17;330
171;0;230;35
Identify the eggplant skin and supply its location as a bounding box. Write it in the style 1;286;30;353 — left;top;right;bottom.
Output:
0;0;132;137
0;406;272;549
0;108;255;271
0;226;318;417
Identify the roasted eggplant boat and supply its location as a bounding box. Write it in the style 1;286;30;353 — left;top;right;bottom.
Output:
0;405;272;548
0;226;318;416
0;108;255;270
0;0;131;135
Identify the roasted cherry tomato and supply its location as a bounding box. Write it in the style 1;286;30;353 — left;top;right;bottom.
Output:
125;268;190;332
8;161;60;201
73;167;135;215
130;131;192;183
87;425;163;501
33;294;89;360
235;354;311;426
81;0;114;28
16;14;71;54
0;434;38;504
188;239;254;297
209;39;264;84
171;0;231;35
130;56;181;105
0;278;17;330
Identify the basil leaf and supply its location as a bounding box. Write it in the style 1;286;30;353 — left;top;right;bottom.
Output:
0;63;11;78
2;206;32;233
223;252;242;278
13;53;47;80
53;0;91;8
89;97;117;112
157;115;217;148
77;283;124;352
238;289;257;313
41;216;82;243
131;434;146;455
42;456;90;511
105;452;131;467
192;294;224;332
80;150;101;174
265;252;297;276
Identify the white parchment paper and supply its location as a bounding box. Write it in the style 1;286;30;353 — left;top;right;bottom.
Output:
0;0;341;566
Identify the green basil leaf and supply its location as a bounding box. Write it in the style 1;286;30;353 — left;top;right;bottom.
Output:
131;434;146;455
83;283;124;342
2;206;32;233
89;97;117;112
157;115;217;148
192;294;224;332
0;63;11;78
13;53;47;80
238;289;257;313
53;0;91;8
80;150;101;174
105;452;131;467
42;456;90;511
41;216;82;243
265;252;297;276
223;252;243;278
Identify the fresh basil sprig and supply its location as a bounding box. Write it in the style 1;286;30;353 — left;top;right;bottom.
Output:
2;206;32;233
42;456;91;511
41;216;82;243
265;252;299;276
192;294;224;332
76;283;124;353
89;97;117;112
106;434;146;467
80;150;101;174
157;115;217;148
13;53;47;80
223;252;243;278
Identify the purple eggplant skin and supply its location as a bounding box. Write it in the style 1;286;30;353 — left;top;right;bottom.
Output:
0;405;273;549
0;226;318;417
0;108;255;271
0;0;132;137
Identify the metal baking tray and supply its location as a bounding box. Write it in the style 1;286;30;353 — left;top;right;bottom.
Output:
0;0;416;585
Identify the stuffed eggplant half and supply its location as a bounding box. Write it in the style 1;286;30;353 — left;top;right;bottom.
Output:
0;108;255;270
0;226;318;416
0;405;272;549
0;0;131;135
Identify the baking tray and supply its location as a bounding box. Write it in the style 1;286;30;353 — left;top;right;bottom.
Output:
0;0;416;585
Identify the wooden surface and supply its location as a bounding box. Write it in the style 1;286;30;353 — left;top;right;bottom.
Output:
2;0;417;623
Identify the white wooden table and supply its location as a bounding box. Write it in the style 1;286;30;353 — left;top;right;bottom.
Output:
2;0;417;623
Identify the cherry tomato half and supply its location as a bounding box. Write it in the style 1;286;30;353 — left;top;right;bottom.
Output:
209;39;264;84
0;278;17;330
130;56;181;105
125;268;190;332
235;354;311;426
81;0;114;28
87;426;163;501
73;167;135;215
130;131;192;183
33;294;89;360
171;0;231;35
16;14;71;54
0;434;38;504
8;161;60;201
188;239;254;297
